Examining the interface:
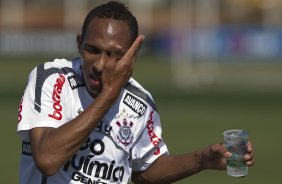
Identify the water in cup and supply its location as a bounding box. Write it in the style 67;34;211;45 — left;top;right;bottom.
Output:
223;129;248;177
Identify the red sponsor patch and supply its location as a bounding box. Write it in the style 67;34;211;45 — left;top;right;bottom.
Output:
146;111;161;155
48;74;65;120
17;97;23;123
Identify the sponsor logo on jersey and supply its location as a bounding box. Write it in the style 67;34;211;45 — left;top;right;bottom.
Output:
147;111;161;155
17;97;23;123
48;74;65;120
63;138;125;183
123;93;147;116
68;75;84;90
22;141;32;156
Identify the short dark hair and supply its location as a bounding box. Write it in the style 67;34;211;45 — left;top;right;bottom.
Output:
82;1;138;43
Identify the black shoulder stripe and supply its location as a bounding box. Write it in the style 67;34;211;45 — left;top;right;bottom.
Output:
34;63;75;112
41;175;48;184
124;82;158;112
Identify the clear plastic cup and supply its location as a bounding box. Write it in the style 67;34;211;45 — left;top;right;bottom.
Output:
223;129;248;177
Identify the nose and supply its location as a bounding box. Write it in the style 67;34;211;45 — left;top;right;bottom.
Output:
94;52;109;72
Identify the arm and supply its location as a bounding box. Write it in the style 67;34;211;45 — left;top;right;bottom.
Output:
30;35;145;176
132;142;254;184
30;91;116;176
132;151;203;184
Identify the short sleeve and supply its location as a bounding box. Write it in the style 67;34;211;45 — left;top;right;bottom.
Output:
131;110;169;171
17;66;68;140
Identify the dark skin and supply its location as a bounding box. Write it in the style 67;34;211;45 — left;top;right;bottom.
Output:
30;18;144;176
29;17;254;183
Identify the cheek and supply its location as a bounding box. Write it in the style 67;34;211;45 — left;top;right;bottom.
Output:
82;54;94;67
81;51;93;61
81;66;88;83
82;52;99;66
81;60;91;78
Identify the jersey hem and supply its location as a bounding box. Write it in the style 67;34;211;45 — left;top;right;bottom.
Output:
17;120;61;140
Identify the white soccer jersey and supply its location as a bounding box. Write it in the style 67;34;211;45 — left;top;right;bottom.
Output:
17;58;169;184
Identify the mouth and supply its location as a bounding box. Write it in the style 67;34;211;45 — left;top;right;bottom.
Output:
89;73;101;89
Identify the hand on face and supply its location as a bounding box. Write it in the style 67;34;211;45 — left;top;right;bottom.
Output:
79;18;144;98
100;35;145;99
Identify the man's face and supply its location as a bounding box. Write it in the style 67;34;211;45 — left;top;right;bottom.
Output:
77;18;132;97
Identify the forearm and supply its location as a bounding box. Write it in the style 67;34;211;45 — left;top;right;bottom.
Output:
49;89;116;152
133;151;205;184
30;90;116;175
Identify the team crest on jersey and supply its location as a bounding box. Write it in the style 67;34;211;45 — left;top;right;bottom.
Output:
114;109;135;147
116;119;134;147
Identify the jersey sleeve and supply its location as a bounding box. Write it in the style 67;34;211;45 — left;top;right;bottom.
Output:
131;109;169;171
17;65;68;140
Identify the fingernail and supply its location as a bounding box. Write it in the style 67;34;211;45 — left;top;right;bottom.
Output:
244;155;250;160
225;152;232;157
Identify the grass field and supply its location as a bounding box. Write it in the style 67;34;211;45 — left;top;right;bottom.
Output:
0;56;281;184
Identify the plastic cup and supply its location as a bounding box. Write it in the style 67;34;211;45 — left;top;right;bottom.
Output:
223;129;248;177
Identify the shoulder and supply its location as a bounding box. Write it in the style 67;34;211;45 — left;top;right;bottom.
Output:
28;58;77;77
36;58;76;75
27;58;81;87
25;58;82;110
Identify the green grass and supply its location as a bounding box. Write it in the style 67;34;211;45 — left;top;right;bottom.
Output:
0;56;281;184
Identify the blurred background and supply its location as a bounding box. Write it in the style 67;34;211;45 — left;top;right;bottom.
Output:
0;0;281;183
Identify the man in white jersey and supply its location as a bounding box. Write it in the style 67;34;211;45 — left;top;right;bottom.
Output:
17;1;255;184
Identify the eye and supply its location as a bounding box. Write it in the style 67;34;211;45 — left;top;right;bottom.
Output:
85;46;100;55
116;52;124;59
106;52;111;57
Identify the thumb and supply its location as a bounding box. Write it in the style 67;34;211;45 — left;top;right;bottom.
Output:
210;143;231;158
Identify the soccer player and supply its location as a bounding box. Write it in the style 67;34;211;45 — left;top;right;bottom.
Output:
17;1;254;184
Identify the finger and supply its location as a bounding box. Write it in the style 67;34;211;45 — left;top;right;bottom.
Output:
123;35;145;61
244;154;251;161
219;143;233;158
107;51;119;67
246;160;254;166
210;143;230;158
246;141;253;153
244;150;254;160
246;141;255;162
128;54;137;74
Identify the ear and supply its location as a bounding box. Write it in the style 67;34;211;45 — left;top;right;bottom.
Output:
77;34;83;54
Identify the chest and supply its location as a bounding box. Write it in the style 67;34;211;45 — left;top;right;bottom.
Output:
64;87;145;153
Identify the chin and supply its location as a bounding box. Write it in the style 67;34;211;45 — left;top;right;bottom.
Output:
85;86;98;97
90;89;99;97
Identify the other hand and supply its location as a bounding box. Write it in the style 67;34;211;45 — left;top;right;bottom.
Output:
200;141;255;170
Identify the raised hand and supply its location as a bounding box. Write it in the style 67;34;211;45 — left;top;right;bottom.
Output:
101;35;145;99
